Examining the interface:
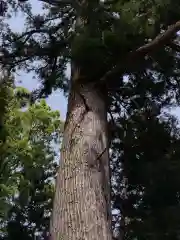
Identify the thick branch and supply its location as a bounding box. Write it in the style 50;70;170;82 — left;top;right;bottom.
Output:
132;21;180;56
100;20;180;84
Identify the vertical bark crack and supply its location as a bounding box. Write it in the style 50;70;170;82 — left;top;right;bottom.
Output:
96;147;107;161
78;91;91;112
69;90;92;150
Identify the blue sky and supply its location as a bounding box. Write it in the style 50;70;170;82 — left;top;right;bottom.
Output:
8;0;68;120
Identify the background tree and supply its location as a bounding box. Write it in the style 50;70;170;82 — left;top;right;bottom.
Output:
2;0;180;239
111;105;180;239
0;79;63;240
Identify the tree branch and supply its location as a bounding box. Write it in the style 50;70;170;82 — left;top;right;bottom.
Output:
38;0;72;6
38;0;81;10
100;20;180;85
131;21;180;56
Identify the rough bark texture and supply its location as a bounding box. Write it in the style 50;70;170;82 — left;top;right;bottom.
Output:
50;70;112;240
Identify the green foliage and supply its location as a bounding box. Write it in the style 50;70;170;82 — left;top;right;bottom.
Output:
2;0;180;239
1;0;180;93
110;96;180;239
0;83;62;239
71;34;109;79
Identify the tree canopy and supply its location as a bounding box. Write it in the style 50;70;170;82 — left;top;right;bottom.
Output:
1;0;180;239
0;77;63;239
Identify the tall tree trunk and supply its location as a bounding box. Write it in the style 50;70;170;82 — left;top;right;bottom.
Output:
50;68;112;240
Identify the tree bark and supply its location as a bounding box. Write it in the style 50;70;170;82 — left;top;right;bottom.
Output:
50;68;112;240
